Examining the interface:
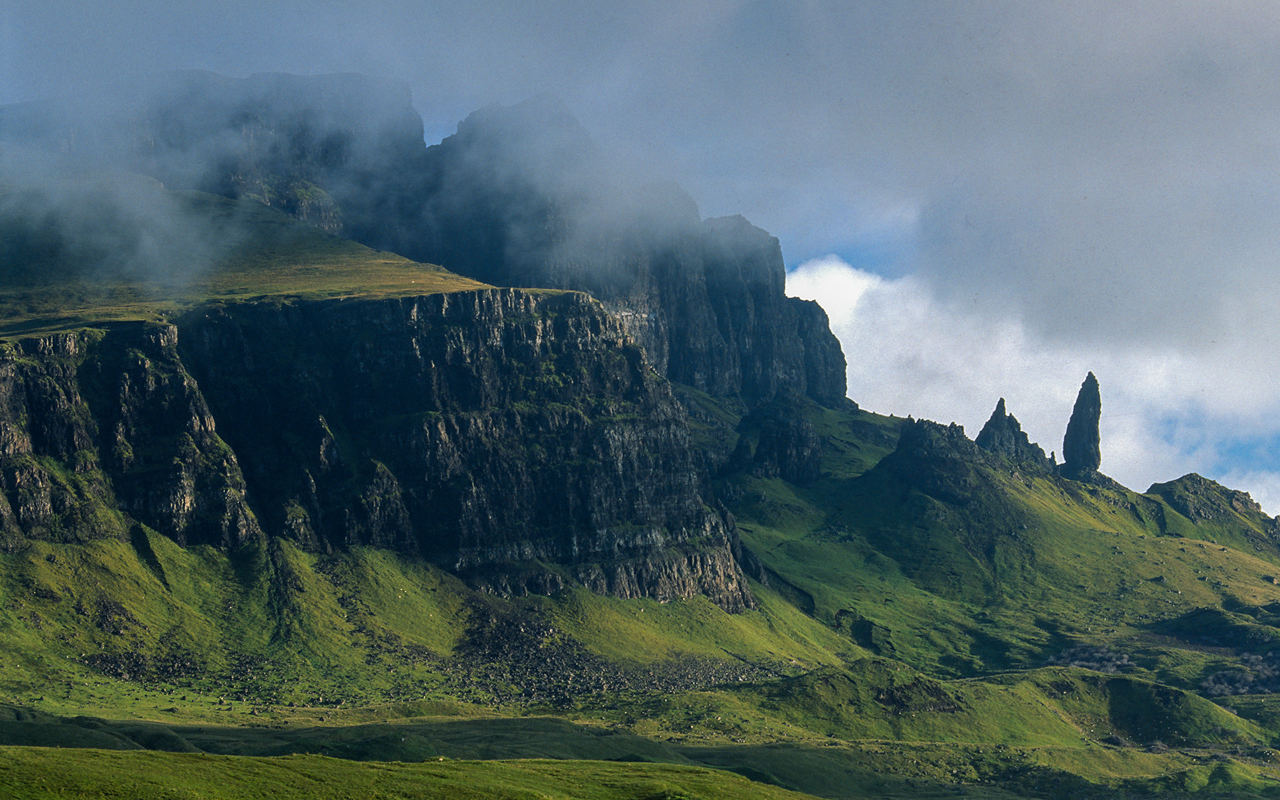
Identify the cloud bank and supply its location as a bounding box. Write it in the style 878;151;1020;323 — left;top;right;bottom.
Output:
787;254;1280;513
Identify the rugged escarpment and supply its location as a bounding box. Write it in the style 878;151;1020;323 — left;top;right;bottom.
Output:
179;288;754;610
0;325;257;551
391;100;847;407
0;291;755;611
0;72;847;611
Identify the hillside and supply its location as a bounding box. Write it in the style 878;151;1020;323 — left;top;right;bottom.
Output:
0;177;488;337
5;73;1280;799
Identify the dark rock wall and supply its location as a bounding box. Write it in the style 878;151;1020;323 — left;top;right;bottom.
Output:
0;326;257;551
0;291;756;611
731;393;824;484
390;102;849;407
1061;372;1102;480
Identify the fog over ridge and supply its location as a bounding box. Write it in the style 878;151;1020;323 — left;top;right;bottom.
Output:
6;1;1280;509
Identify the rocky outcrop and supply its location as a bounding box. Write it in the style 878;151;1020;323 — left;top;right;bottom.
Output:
0;292;756;610
975;398;1051;471
81;325;260;548
1061;373;1102;480
854;419;1029;603
878;420;995;507
173;289;754;611
731;393;824;484
1147;473;1273;525
0;325;257;551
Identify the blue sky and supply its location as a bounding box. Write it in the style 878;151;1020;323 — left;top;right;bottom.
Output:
6;1;1280;510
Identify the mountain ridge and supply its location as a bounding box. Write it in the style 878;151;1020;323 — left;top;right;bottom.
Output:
6;72;1280;799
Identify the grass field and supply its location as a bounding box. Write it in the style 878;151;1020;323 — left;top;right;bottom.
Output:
0;747;826;800
0;186;490;338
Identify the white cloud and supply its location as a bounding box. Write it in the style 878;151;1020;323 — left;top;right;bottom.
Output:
788;255;1280;515
1216;469;1280;521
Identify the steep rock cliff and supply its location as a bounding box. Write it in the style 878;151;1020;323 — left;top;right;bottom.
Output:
391;100;848;407
0;291;756;610
0;325;257;551
175;289;755;610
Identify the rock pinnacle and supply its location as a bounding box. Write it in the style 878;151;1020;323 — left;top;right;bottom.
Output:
975;397;1050;469
1061;372;1101;479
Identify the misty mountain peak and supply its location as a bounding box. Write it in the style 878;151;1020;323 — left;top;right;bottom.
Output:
440;94;604;193
1;72;846;407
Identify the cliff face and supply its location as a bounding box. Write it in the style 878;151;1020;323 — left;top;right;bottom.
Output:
0;73;850;611
0;291;755;611
0;325;257;551
389;100;848;407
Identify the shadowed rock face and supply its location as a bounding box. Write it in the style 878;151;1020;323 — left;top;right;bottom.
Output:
375;97;848;407
178;289;755;611
879;419;992;507
975;398;1051;470
0;325;258;552
731;392;824;484
0;292;757;612
1061;372;1102;480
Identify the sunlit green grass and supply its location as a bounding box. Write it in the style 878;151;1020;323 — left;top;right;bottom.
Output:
0;747;825;800
0;190;490;338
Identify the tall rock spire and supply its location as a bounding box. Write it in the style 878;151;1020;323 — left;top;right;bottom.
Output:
1061;372;1102;479
975;397;1050;469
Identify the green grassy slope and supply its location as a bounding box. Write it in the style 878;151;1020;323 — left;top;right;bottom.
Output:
9;389;1280;797
721;394;1280;691
8;180;1280;797
0;180;489;337
1;747;824;800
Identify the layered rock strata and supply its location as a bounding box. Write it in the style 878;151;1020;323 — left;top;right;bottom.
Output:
0;324;257;551
0;291;756;611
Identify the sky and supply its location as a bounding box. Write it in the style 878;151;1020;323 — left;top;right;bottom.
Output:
5;1;1280;510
